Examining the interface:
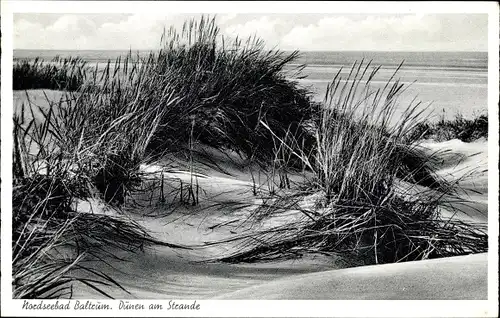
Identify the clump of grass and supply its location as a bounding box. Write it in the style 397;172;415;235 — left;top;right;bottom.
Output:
146;16;316;162
43;16;316;206
11;170;161;298
12;73;185;298
13;16;317;206
11;146;125;299
12;173;108;299
211;61;488;265
409;112;488;142
46;51;180;206
13;56;87;91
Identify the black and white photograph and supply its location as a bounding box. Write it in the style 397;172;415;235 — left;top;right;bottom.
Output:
1;1;499;317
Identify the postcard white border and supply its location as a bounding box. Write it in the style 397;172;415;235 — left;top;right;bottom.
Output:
1;1;499;317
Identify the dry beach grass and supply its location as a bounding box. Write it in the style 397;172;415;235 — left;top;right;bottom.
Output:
11;16;489;300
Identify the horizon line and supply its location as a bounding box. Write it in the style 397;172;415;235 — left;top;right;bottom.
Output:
13;48;489;53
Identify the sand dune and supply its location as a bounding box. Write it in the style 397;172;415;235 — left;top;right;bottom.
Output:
217;253;488;300
420;138;489;223
74;137;489;300
15;90;490;301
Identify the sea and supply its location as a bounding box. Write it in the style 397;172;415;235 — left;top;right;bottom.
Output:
14;50;488;121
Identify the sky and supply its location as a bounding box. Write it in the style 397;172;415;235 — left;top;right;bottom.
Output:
13;13;488;52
